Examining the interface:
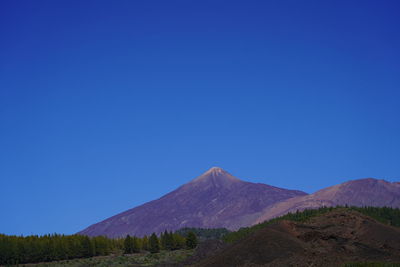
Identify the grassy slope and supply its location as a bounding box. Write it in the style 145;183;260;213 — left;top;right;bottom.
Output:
16;249;193;267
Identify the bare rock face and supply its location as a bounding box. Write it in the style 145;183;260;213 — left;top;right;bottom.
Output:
78;167;307;237
254;178;400;224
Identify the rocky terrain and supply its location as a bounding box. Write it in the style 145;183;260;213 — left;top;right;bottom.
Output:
196;209;400;266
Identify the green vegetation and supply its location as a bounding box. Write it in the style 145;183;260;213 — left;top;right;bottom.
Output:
148;233;160;254
12;249;193;267
185;231;198;249
123;235;139;254
3;206;399;265
0;231;197;265
223;206;400;243
0;234;116;265
351;206;400;227
160;230;185;251
175;227;230;240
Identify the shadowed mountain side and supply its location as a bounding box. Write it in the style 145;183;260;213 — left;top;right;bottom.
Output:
254;178;400;224
195;209;400;267
78;167;307;237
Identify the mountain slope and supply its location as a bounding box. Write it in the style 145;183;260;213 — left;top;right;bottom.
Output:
78;167;307;237
254;178;400;224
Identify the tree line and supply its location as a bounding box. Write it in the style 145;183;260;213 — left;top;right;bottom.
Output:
123;231;197;254
0;231;197;265
175;227;230;241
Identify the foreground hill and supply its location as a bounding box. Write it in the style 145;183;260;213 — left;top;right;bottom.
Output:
254;178;400;224
79;167;306;237
196;209;400;267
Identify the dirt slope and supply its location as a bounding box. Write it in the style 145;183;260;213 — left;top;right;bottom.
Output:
196;209;400;267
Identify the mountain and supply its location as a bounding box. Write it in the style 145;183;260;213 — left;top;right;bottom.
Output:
196;209;400;266
254;178;400;224
78;167;307;237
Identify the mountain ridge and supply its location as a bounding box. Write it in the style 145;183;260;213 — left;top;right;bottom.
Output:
78;167;307;237
253;177;400;224
79;168;400;238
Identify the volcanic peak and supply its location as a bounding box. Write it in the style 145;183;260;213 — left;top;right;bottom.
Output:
78;167;309;237
193;167;241;183
205;166;228;176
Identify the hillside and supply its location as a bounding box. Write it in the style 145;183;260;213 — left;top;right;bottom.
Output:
3;207;400;266
196;209;400;267
224;206;400;243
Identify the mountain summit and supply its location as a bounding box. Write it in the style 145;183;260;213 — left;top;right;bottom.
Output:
189;167;240;187
79;168;307;237
204;166;228;176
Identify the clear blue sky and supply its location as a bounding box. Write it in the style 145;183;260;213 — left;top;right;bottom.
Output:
1;0;399;236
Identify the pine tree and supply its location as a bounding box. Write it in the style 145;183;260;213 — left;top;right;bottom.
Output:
124;235;133;254
160;230;167;250
82;236;94;257
186;231;198;249
132;237;140;253
142;235;149;251
149;233;160;253
165;231;174;250
172;233;185;250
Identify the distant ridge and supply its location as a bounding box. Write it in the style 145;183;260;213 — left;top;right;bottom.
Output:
254;178;400;224
78;167;307;237
79;169;400;238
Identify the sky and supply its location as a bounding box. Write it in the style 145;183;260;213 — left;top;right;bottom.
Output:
1;0;399;236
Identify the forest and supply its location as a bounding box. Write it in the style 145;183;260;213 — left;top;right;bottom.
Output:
174;227;230;241
0;230;197;265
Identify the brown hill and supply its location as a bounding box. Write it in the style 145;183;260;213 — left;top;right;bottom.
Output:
254;178;400;224
78;167;306;237
195;209;400;267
